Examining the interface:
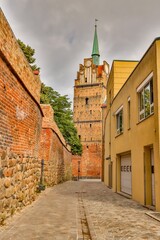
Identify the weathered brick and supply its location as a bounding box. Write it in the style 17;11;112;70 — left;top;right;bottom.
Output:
0;10;43;217
39;105;72;185
73;58;108;179
0;9;72;219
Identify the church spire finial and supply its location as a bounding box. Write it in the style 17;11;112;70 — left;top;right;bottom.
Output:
92;19;100;66
95;18;98;27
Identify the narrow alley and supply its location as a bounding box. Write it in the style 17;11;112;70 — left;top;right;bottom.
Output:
0;181;160;240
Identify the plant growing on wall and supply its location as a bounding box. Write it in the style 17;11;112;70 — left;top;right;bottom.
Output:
17;39;40;71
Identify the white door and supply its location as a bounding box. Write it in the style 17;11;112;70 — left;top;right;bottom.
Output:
121;154;132;195
151;149;155;206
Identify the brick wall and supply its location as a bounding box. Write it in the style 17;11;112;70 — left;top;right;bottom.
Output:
72;144;102;179
0;10;72;221
73;58;108;179
63;146;72;181
0;10;41;103
39;105;72;186
0;10;43;219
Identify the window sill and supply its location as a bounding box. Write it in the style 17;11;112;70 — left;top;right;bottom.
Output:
137;112;154;125
115;132;123;138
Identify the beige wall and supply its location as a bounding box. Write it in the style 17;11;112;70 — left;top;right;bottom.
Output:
104;39;160;211
104;61;138;187
107;61;138;105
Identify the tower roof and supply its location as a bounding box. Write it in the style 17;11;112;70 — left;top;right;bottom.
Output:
92;20;100;65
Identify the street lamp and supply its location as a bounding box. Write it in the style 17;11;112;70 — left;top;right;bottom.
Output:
78;160;80;181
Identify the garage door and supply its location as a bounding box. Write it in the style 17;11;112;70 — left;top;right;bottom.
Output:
121;154;132;195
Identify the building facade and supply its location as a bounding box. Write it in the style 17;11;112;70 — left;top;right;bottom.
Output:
103;38;160;211
72;24;109;179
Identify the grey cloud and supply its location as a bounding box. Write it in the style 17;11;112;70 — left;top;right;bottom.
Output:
1;0;160;103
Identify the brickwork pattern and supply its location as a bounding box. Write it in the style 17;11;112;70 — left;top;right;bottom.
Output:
72;144;102;179
73;58;108;178
0;10;72;220
0;10;41;103
39;105;72;186
0;11;43;219
0;59;42;218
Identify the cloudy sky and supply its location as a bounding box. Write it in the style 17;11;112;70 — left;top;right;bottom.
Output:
1;0;160;106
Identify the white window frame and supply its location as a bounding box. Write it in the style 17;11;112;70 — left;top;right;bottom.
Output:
137;73;154;121
128;97;131;129
115;105;123;135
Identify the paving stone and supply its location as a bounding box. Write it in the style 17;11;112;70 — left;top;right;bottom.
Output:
0;181;160;240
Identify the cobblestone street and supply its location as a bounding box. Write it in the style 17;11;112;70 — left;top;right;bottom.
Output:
0;181;160;240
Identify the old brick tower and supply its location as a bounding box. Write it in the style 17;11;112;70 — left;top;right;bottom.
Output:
72;22;109;179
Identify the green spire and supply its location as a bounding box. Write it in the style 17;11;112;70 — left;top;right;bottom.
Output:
92;20;100;65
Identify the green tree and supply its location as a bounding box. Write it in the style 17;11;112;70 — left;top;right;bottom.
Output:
17;39;40;71
40;83;82;155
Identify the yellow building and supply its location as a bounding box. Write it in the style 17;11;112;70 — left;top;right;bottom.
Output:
103;38;160;211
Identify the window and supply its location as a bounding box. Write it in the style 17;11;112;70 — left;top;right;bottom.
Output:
85;98;89;105
90;124;92;128
128;97;131;129
116;107;123;135
138;77;154;121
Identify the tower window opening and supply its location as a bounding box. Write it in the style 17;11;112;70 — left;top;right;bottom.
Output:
85;98;89;105
90;124;92;128
78;135;81;140
90;110;92;114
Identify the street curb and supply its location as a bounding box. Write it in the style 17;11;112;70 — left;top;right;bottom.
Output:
76;198;83;240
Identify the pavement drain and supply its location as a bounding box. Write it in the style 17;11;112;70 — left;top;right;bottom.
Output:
76;192;92;240
146;212;160;222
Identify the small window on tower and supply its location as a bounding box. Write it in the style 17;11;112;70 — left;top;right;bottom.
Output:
78;135;81;140
85;98;89;105
90;110;92;114
90;124;92;128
